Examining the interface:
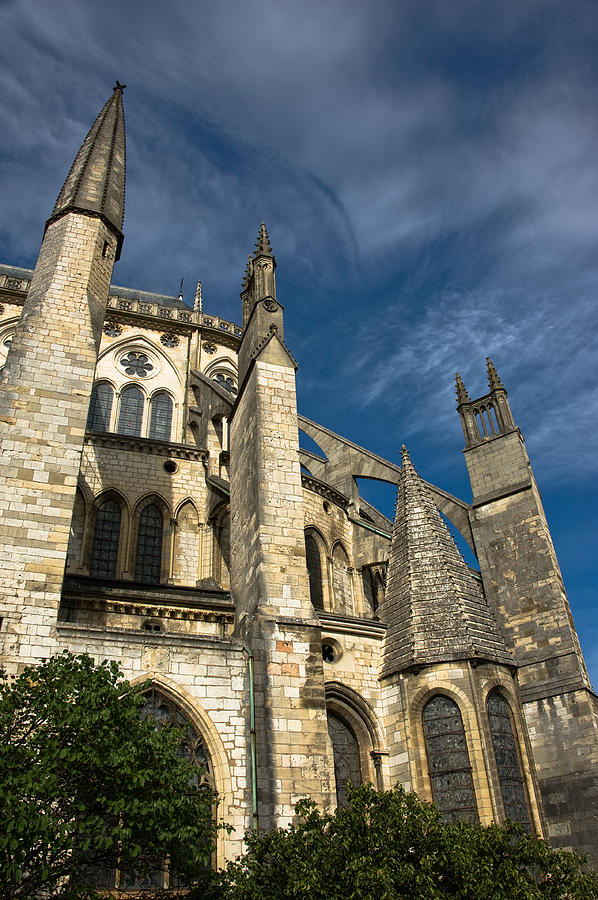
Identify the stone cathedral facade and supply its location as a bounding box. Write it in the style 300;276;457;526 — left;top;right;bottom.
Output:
1;86;597;881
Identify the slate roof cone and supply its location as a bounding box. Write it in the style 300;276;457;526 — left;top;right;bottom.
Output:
254;221;273;257
486;357;504;391
382;446;511;677
48;81;126;257
455;372;470;405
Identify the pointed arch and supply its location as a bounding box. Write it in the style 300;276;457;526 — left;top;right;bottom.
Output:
148;390;174;441
117;383;145;436
325;681;384;804
128;673;233;865
422;694;479;824
173;498;200;585
304;527;327;611
131;494;171;584
89;491;128;578
485;690;531;829
331;541;352;615
87;381;115;432
67;486;87;572
211;501;230;589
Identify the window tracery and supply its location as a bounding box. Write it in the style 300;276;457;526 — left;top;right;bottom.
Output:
487;693;531;829
117;385;144;436
148;391;173;441
87;382;114;432
305;532;324;610
135;503;164;584
422;695;478;823
328;713;361;807
89;499;121;578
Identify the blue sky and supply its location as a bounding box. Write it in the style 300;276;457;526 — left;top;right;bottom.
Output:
1;0;596;683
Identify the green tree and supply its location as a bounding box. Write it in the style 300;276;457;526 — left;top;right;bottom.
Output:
0;652;218;899
220;784;598;900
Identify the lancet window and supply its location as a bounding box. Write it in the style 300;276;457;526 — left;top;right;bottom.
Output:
87;382;114;432
117;385;144;436
134;503;164;583
148;391;173;441
89;499;122;578
305;532;324;610
486;693;531;829
328;713;362;807
422;695;478;823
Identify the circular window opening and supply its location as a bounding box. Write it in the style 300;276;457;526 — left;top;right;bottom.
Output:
163;459;178;474
322;639;342;664
323;501;332;515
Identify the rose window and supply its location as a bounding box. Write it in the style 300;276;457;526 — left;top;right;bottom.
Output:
213;373;237;395
120;351;154;377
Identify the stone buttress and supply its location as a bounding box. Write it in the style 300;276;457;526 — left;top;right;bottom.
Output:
457;361;598;861
0;85;126;672
229;224;334;829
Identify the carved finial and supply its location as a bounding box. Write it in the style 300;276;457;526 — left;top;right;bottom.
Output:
113;80;126;92
455;372;470;405
486;357;504;391
255;221;273;257
242;255;254;290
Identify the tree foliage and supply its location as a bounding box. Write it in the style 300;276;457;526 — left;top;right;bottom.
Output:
0;652;218;899
219;784;598;900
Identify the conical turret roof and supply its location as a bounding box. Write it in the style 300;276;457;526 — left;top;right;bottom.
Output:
49;82;126;253
382;447;511;676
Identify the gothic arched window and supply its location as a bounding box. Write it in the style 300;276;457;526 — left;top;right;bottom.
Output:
148;391;173;441
135;503;163;583
305;532;324;610
328;713;361;807
89;499;121;578
112;688;214;891
487;693;531;829
117;385;144;436
87;382;114;432
423;695;478;823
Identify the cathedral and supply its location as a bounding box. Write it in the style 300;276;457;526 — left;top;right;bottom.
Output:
1;85;597;881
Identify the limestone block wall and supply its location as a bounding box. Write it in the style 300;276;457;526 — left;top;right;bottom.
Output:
55;622;251;862
0;213;117;672
381;661;544;832
70;437;214;585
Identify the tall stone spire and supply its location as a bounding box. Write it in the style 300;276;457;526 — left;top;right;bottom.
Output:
382;446;510;677
49;81;126;257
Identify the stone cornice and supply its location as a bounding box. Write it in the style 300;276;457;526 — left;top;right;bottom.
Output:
85;431;208;461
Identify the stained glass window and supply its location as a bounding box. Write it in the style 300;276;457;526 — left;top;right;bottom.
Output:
305;533;324;610
328;713;361;807
87;383;114;432
423;695;479;823
117;688;213;891
148;392;173;441
89;499;121;578
487;693;531;829
117;385;144;436
135;504;163;583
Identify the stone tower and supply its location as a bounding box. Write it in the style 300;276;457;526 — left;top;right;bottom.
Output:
456;360;598;858
230;223;334;829
0;84;126;672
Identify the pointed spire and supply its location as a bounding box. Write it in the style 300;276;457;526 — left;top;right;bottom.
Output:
49;83;126;255
455;372;470;405
254;221;273;257
486;357;504;391
382;448;511;676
